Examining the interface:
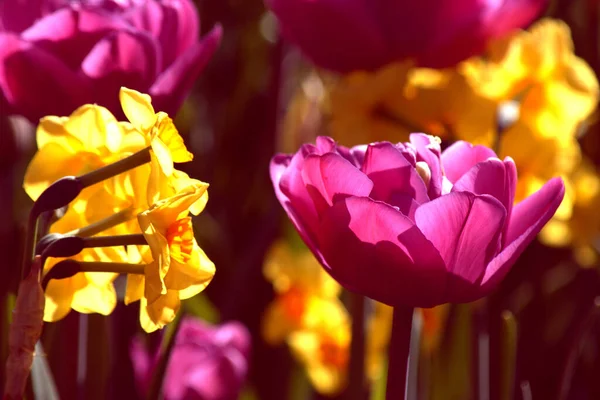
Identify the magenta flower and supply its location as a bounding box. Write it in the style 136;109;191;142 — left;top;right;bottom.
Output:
265;0;547;72
270;135;564;307
131;318;251;400
0;0;222;122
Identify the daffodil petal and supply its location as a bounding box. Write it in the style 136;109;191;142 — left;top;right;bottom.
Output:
120;86;156;132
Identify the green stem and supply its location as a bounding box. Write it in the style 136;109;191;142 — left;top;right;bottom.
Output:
78;147;151;189
82;234;147;248
67;207;135;238
386;306;414;400
347;293;368;400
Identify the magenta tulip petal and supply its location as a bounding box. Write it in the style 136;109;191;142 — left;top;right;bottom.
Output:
126;0;199;69
149;24;222;116
81;29;160;111
318;196;447;307
502;157;517;245
315;136;336;153
266;0;546;71
265;0;390;72
132;318;251;400
505;177;565;245
483;0;548;38
415;192;506;289
21;8;124;69
301;152;374;214
409;133;443;199
452;158;511;212
362;142;429;207
480;177;565;291
441;140;498;183
0;0;46;33
271;154;327;266
0;33;92;121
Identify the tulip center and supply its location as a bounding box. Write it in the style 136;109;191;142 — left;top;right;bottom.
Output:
319;336;348;369
166;217;194;264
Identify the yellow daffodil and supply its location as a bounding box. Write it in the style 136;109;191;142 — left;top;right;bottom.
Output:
23;103;146;212
125;183;215;332
287;297;350;395
262;240;340;343
43;207;126;322
119;87;193;176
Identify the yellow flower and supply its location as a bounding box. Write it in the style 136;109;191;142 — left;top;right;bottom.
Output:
540;159;600;265
287;297;350;395
125;183;215;332
119;87;193;176
23;103;146;211
43;207;126;322
262;240;340;343
326;62;459;146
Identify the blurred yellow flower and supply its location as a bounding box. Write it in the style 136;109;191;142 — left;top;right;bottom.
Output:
262;239;340;343
456;18;599;249
126;182;215;332
43;207;125;322
287;297;350;396
120;87;193;176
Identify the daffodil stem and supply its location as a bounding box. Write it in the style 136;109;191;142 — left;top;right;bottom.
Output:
78;147;151;189
386;306;414;400
347;293;368;400
68;207;135;238
75;261;145;275
82;234;147;248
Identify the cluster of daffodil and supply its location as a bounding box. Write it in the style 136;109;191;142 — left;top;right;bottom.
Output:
23;87;215;333
283;18;600;266
262;237;451;394
262;239;350;394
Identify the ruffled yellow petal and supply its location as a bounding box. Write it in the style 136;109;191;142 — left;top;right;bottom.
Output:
35;115;81;151
63;104;123;153
43;278;75;322
71;277;117;315
151;137;175;176
125;274;145;305
164;242;215;293
139;289;181;333
155;112;193;163
23;142;82;200
119;87;156;132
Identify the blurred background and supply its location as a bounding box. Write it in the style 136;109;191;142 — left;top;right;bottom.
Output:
1;0;600;399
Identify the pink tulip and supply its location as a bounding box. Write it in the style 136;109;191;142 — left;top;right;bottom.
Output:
265;0;547;72
270;135;564;307
131;318;251;400
0;0;222;122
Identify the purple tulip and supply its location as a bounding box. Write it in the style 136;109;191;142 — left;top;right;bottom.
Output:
270;135;565;307
131;318;251;400
265;0;547;72
0;0;222;122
